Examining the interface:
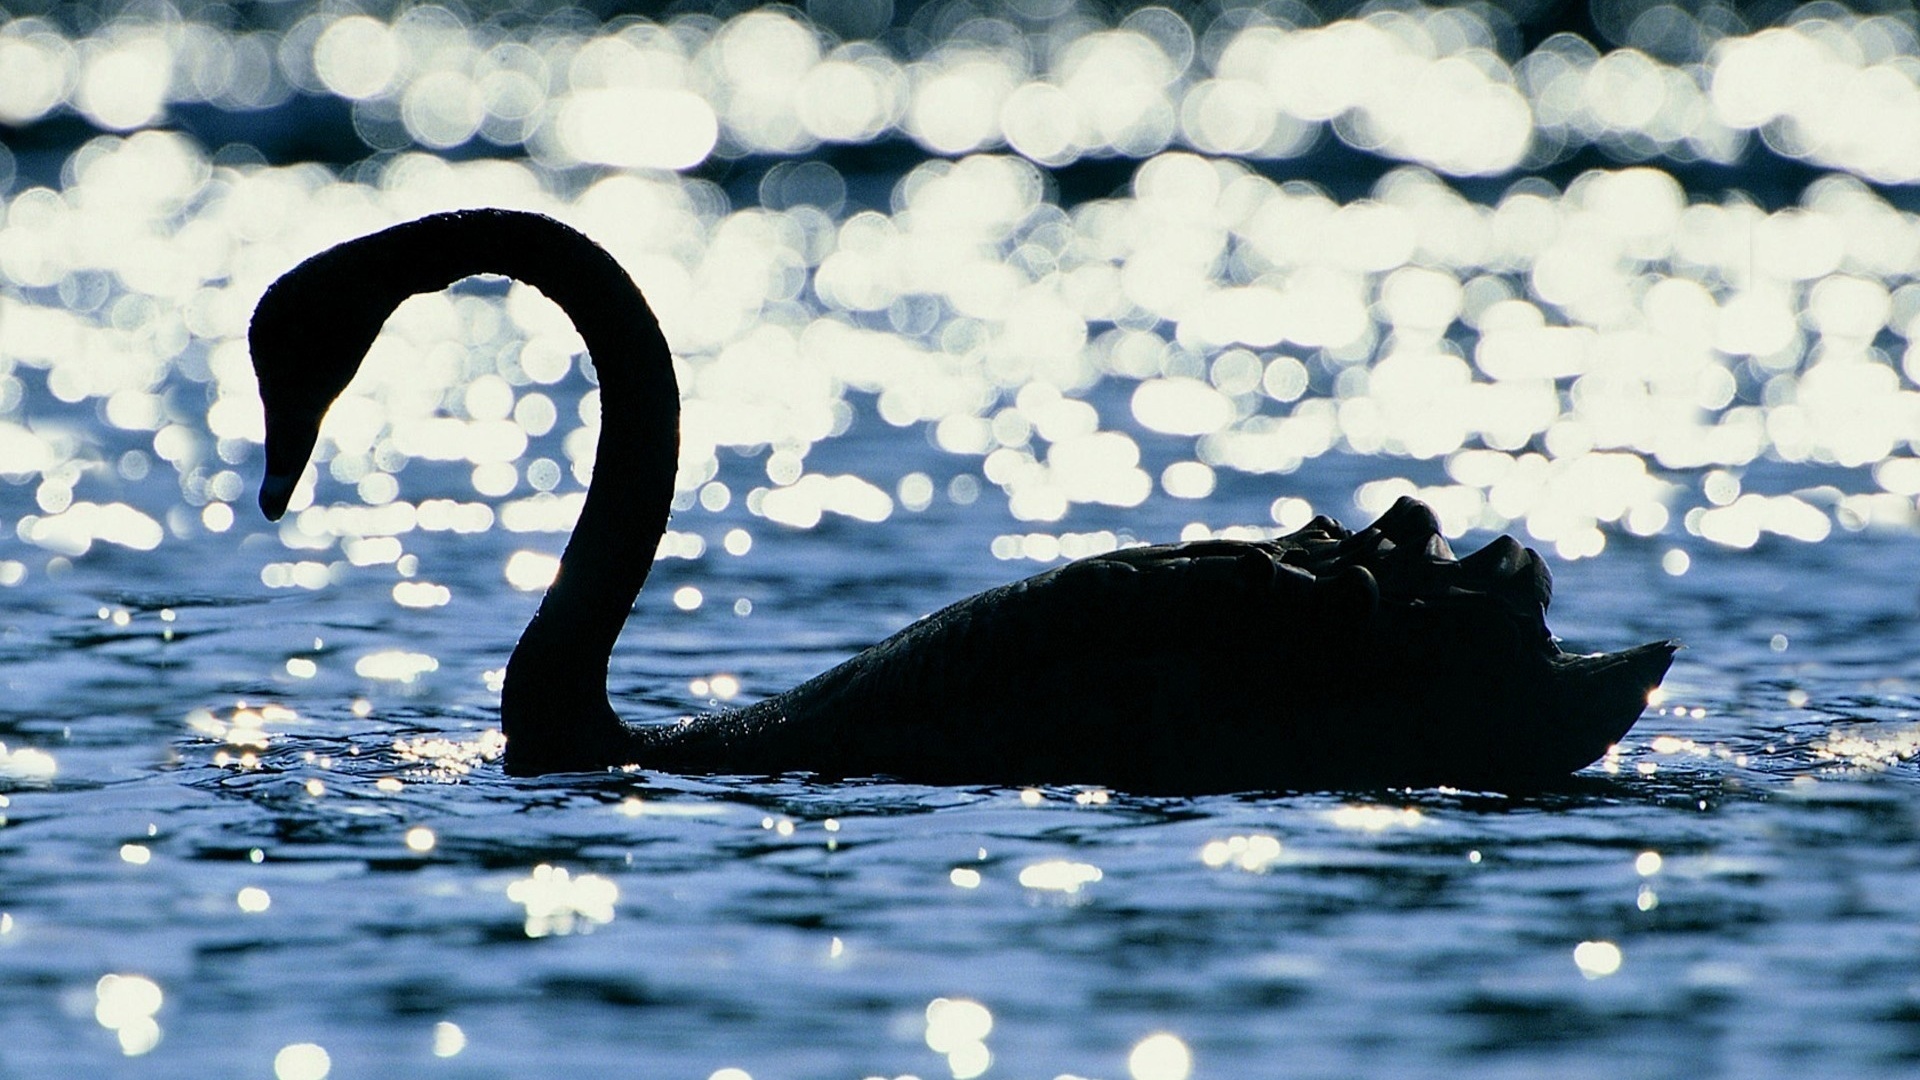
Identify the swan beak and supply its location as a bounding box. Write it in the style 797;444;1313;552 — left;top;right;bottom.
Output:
259;469;297;521
258;412;322;521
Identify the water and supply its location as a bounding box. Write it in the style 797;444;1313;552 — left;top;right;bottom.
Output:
6;2;1920;1077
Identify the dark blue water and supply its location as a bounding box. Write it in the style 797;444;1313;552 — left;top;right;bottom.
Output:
5;4;1920;1078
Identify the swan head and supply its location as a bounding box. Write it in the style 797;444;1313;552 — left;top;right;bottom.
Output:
248;242;402;520
1272;497;1676;786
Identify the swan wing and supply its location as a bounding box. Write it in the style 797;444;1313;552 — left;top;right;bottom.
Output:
652;540;1363;790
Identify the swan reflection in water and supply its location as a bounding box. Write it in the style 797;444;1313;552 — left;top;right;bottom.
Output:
248;210;1674;794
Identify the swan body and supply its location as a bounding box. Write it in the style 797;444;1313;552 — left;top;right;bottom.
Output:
250;210;1674;794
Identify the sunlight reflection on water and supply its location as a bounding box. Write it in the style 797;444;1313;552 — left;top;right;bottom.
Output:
5;7;1920;581
6;127;1920;574
3;2;1920;1078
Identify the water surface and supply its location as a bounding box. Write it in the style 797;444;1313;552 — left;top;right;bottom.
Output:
4;3;1920;1078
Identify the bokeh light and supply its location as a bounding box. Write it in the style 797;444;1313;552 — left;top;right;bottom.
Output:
6;4;1920;1078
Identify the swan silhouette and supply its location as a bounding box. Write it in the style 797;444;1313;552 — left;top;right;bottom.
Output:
248;209;1674;793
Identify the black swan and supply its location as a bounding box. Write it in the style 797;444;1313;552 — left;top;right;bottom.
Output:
248;209;1675;793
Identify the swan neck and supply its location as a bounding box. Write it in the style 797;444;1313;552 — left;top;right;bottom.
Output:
378;212;678;701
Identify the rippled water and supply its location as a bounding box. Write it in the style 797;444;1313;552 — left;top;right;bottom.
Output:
7;2;1920;1078
8;507;1920;1079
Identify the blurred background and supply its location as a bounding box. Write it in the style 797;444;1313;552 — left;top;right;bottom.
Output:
7;3;1920;1079
5;0;1920;568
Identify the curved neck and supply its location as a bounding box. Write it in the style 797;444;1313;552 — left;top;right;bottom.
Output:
310;210;678;721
